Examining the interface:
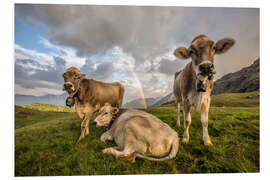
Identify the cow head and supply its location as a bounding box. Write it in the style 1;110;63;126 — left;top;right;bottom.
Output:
174;34;235;92
62;67;86;94
94;103;119;127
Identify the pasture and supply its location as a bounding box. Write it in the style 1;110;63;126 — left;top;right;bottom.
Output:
15;91;259;176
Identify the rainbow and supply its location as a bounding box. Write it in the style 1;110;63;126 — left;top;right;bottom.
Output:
112;47;147;108
126;64;147;109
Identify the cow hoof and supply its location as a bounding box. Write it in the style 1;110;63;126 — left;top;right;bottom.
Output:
182;137;189;144
204;141;213;146
100;138;107;143
102;148;113;154
77;134;85;143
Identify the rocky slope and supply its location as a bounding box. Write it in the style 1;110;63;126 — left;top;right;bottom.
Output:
123;97;161;109
212;59;259;94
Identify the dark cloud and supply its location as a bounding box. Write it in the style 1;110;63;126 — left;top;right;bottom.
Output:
54;56;66;67
80;58;115;81
15;57;66;89
30;56;66;84
15;5;259;78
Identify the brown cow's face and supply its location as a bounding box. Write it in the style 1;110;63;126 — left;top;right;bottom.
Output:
174;35;235;77
62;67;86;94
189;36;216;76
94;103;119;127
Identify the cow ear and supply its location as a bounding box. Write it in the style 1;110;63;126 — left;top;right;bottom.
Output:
81;74;86;78
174;47;190;60
111;107;119;115
215;38;235;54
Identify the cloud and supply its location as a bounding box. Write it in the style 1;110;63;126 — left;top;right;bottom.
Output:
15;84;63;96
15;5;259;103
80;57;115;81
15;44;53;64
15;5;259;73
15;5;183;63
158;59;187;75
38;37;85;67
15;56;66;90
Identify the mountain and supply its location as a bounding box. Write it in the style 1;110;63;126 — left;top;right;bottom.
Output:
212;58;259;94
15;93;68;106
150;93;175;107
15;93;160;109
123;97;161;109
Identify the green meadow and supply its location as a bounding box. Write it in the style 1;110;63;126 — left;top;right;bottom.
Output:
15;91;259;176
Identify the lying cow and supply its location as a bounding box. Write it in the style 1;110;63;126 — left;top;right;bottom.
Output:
94;103;179;162
173;34;235;145
62;67;125;142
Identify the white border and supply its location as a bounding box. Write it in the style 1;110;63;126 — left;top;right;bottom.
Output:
2;0;269;179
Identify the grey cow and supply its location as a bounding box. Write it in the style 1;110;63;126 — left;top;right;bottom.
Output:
94;103;179;162
173;34;235;145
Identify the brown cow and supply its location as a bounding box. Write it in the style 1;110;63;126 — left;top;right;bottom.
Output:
173;34;235;145
62;67;125;142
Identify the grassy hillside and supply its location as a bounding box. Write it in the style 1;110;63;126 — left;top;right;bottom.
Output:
15;92;259;176
211;91;259;107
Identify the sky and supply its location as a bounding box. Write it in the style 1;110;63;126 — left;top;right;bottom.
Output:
14;4;259;104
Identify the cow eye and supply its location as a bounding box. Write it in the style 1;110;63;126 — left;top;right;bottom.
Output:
190;49;197;56
74;75;80;79
213;46;216;51
189;48;194;55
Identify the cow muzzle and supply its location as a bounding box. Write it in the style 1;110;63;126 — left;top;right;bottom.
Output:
93;120;102;127
198;62;216;76
63;82;75;92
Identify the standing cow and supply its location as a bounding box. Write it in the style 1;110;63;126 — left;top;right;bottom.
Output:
173;34;235;145
62;67;125;142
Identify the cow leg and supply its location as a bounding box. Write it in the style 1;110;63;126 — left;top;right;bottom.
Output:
176;102;181;127
100;131;113;143
102;147;136;162
85;126;89;136
200;101;213;146
182;102;191;143
78;109;95;142
77;115;90;142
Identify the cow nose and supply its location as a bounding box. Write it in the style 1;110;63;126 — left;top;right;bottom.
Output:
199;63;213;75
64;83;72;89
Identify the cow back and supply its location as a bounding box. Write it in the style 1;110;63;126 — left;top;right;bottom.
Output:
79;79;123;107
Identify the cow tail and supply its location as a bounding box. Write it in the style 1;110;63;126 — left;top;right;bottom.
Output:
136;134;179;161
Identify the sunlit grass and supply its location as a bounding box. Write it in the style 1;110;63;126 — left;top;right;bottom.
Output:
15;91;259;175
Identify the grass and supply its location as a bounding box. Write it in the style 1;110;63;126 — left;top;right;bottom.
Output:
15;91;259;176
